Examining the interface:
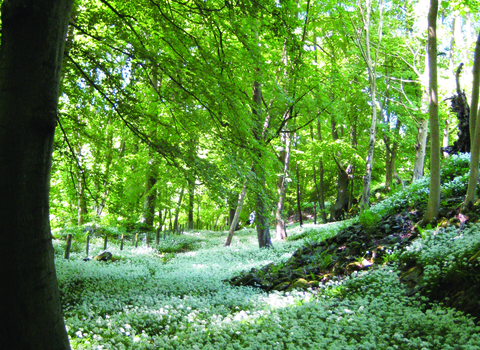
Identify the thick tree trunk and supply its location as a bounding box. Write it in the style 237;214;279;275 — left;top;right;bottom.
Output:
0;1;73;349
250;9;272;249
143;163;157;227
143;131;158;225
252;82;272;248
251;77;272;248
424;0;441;223
330;117;349;221
225;184;247;246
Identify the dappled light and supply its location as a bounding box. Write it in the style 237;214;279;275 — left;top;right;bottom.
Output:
4;0;480;348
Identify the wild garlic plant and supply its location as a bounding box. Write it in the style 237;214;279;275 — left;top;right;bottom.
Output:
54;224;480;349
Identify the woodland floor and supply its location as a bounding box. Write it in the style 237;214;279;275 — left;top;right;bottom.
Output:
229;197;480;321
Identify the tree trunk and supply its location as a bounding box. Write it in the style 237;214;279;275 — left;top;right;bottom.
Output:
173;186;185;233
354;0;383;211
252;79;272;248
316;120;327;223
413;117;429;180
225;184;247;246
156;190;162;242
445;63;470;154
143;165;157;227
275;131;291;240
331;156;350;221
0;1;73;349
464;30;480;206
251;9;272;249
413;41;432;181
384;118;401;192
424;0;441;223
77;170;88;225
187;176;195;229
310;125;320;225
442;120;449;158
329;116;349;221
295;159;303;226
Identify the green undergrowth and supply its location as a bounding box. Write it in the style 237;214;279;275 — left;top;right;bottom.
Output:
56;227;480;349
54;154;480;349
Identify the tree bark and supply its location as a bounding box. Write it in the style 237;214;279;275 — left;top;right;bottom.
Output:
316;120;327;223
384;117;401;192
252;77;272;248
413;41;432;181
442;119;449;158
331;156;350;221
77;169;88;225
0;1;73;349
355;0;383;211
187;176;195;229
143;162;157;227
413;117;429;180
330;116;349;221
225;184;247;246
464;30;480;206
295;159;303;227
275;131;290;240
424;0;441;223
251;9;272;249
173;186;185;232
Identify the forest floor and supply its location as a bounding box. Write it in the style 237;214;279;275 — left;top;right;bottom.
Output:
55;215;480;349
229;197;480;321
54;159;480;349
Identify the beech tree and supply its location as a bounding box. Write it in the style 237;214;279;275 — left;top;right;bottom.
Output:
424;0;441;223
0;0;73;349
351;0;384;210
464;29;480;206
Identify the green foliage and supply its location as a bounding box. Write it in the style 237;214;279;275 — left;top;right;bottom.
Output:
156;236;203;254
400;224;480;287
441;153;471;183
358;209;384;233
54;224;480;350
53;226;87;242
367;177;430;216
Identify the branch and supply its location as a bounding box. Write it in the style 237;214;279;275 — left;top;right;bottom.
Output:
67;53;181;166
57;118;100;208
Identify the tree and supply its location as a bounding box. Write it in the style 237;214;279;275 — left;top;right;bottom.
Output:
0;0;73;349
464;29;480;206
351;0;384;210
424;0;441;223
